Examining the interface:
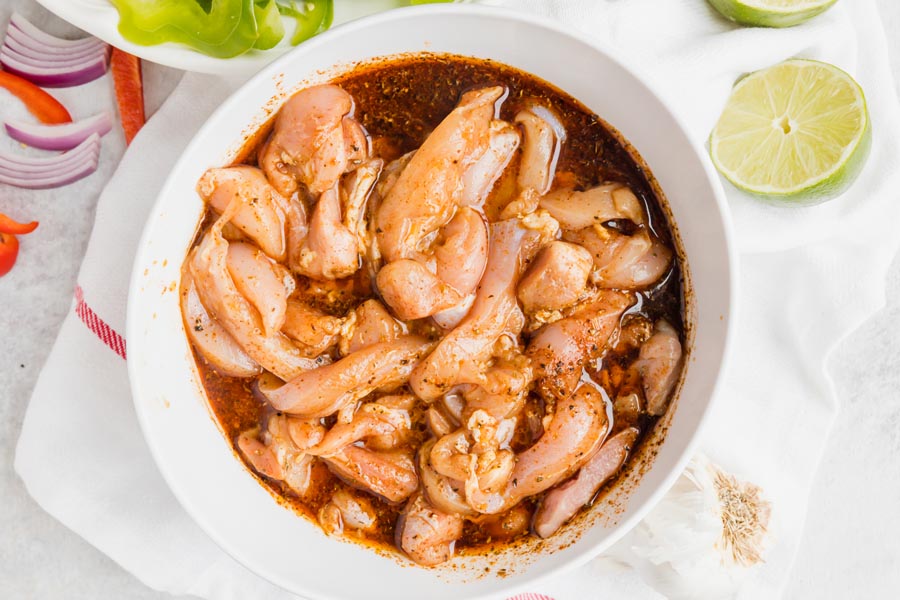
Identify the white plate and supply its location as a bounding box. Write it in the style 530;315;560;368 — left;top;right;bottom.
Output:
127;5;736;599
34;0;448;74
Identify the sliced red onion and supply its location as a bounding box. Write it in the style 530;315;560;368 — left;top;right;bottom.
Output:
9;12;107;52
0;150;97;176
0;133;99;168
0;48;108;87
0;133;100;189
0;154;99;189
0;151;97;179
0;144;98;173
1;44;109;71
0;153;99;180
4;112;111;151
3;34;109;66
4;26;108;59
0;137;98;167
0;162;100;189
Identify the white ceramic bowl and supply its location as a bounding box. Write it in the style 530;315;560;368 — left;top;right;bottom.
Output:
127;5;735;599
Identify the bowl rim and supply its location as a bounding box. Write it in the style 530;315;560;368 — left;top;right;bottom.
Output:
126;4;738;598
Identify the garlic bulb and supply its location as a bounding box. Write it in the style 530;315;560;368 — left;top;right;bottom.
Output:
602;454;771;599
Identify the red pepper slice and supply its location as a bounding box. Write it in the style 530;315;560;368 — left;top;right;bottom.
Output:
0;71;72;124
110;48;145;145
0;212;39;235
0;233;20;277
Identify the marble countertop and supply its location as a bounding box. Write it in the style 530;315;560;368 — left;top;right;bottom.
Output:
2;2;899;599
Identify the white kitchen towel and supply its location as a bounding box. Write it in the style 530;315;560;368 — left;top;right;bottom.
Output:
14;1;900;600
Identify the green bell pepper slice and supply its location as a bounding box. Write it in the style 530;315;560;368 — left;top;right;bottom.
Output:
110;0;263;58
253;0;286;50
276;0;333;46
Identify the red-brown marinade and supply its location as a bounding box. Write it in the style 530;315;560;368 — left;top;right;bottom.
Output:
189;54;684;556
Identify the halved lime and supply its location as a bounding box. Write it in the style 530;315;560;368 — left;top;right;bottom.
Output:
709;59;870;205
707;0;838;28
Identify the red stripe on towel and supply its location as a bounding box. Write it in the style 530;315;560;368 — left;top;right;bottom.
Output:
74;285;127;360
507;595;556;600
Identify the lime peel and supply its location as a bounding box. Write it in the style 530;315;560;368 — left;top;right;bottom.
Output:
709;59;870;205
707;0;838;28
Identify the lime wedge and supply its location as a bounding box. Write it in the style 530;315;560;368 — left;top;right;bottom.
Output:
709;59;870;205
707;0;838;28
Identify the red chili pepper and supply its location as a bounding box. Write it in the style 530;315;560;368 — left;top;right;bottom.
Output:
0;71;71;124
0;212;39;235
110;48;145;145
0;232;20;277
0;214;38;277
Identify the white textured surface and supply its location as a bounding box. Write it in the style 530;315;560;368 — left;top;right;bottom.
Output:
1;3;898;600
